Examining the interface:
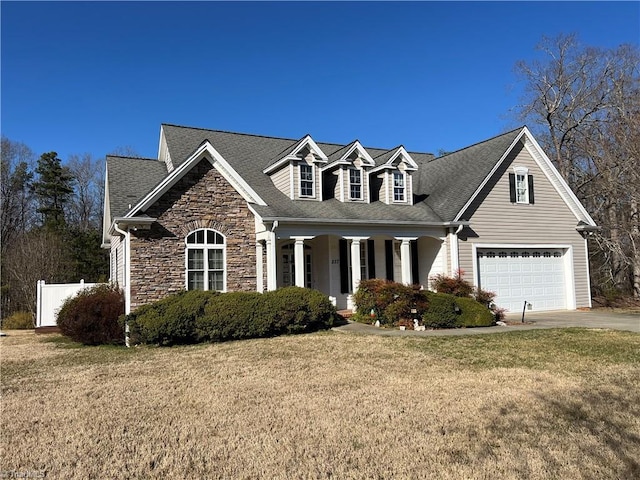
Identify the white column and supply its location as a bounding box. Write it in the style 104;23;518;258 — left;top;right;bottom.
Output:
350;238;362;293
266;232;277;291
395;237;417;285
448;227;460;275
255;241;264;292
294;238;305;288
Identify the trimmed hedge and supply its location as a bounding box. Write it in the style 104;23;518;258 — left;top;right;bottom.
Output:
454;296;495;327
124;287;337;346
57;284;125;345
422;292;458;329
126;290;216;346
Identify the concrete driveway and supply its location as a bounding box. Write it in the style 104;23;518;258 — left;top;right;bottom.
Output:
333;310;640;337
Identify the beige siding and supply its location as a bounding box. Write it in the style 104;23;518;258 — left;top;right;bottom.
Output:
271;166;291;197
110;235;125;287
458;144;590;308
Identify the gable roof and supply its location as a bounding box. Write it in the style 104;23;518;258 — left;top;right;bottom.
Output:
104;123;595;231
417;128;524;221
106;155;167;218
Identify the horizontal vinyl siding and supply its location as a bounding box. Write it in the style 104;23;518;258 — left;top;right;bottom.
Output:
458;145;590;308
271;166;291;197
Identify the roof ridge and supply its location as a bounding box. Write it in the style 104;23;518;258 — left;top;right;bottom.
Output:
107;155;159;162
161;123;426;155
431;126;525;161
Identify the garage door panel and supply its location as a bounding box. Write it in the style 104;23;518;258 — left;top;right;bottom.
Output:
478;248;567;312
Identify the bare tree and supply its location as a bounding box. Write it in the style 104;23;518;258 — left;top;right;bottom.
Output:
67;153;104;230
0;137;36;254
515;35;640;297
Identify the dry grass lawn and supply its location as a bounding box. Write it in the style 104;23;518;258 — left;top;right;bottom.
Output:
1;328;639;479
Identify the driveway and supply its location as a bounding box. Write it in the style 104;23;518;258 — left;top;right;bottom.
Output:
332;310;640;337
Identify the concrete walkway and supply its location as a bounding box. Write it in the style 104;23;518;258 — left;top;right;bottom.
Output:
332;310;640;337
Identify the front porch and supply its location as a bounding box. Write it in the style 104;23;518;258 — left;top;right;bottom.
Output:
255;229;448;310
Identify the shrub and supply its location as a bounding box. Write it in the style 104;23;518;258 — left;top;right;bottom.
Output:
126;290;216;346
1;311;33;329
57;284;124;345
429;269;474;297
196;291;267;342
454;296;495;327
265;287;337;334
422;292;459;329
353;279;429;325
473;287;496;307
125;287;337;346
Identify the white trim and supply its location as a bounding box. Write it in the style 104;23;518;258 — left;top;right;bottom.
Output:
522;131;596;225
513;167;529;204
370;146;419;174
453;128;596;227
337;141;375;167
298;162;315;198
184;228;227;293
127;141;267;217
392;171;407;203
263;135;328;174
584;236;593;308
472;243;576;310
348;167;364;201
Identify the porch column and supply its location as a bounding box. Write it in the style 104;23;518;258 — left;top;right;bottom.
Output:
293;237;306;288
396;237;417;285
266;231;277;291
255;241;264;292
344;236;369;293
448;227;460;275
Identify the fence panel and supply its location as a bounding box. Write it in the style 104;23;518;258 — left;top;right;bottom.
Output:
36;280;102;327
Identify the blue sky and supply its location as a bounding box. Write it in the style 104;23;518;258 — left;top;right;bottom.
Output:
2;1;639;162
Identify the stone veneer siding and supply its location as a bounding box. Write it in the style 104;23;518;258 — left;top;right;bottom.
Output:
128;159;257;310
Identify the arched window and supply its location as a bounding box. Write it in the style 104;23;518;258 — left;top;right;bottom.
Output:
186;229;226;291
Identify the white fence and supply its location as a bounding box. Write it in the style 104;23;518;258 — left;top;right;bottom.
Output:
36;280;102;327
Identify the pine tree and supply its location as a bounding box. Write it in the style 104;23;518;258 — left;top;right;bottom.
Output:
32;152;75;230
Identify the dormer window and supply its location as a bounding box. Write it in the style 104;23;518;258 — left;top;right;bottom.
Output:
349;168;362;200
300;164;314;197
393;171;406;202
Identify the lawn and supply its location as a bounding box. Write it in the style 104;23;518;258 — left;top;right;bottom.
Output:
1;328;639;479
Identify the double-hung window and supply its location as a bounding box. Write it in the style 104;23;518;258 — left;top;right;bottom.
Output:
349;168;362;200
300;164;314;197
186;229;225;291
393;171;405;202
509;167;534;204
515;172;528;203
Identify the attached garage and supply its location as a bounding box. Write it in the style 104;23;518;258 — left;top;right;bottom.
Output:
476;247;573;313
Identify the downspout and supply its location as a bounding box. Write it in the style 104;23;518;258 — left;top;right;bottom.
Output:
113;222;131;347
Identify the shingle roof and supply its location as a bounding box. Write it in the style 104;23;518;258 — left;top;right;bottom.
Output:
417;127;524;220
106;156;167;218
106;124;525;226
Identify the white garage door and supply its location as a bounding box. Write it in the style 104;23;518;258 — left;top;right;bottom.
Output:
477;248;567;313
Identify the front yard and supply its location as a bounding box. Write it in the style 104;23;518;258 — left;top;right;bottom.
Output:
1;328;639;479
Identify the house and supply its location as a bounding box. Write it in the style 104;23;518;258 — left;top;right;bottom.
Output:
102;124;598;315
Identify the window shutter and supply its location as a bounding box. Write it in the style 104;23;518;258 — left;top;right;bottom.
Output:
528;175;535;204
385;240;394;281
339;239;349;293
509;173;516;203
367;239;376;279
411;240;419;285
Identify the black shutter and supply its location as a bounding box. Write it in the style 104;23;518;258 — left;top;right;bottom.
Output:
528;175;535;204
385;240;394;281
339;239;349;293
411;240;419;285
367;239;376;279
509;173;516;203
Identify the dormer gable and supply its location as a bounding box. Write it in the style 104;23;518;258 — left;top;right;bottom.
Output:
321;140;375;203
264;135;327;200
370;146;417;205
